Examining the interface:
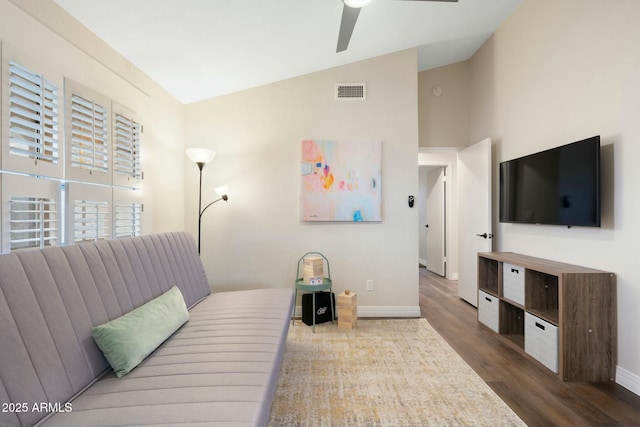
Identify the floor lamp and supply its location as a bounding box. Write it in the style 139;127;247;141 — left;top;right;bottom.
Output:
186;148;229;253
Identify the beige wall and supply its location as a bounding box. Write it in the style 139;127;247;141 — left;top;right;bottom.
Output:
418;61;470;148
470;0;640;392
185;49;420;314
0;0;186;234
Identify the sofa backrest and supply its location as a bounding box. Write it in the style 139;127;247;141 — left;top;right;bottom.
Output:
0;232;210;427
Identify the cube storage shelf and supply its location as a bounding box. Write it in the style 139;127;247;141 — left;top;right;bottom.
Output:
477;252;616;382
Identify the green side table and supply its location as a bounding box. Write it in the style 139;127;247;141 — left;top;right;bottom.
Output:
292;252;335;333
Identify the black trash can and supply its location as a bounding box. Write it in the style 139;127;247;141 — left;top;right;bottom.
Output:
301;291;335;326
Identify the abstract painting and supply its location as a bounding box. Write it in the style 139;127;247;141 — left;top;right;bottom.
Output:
300;140;382;222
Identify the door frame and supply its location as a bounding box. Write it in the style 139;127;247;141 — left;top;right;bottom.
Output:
418;148;458;280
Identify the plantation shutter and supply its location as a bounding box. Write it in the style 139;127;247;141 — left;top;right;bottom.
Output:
71;95;109;171
64;80;112;184
113;187;144;239
113;104;143;187
65;183;113;244
114;203;142;238
1;174;61;253
3;56;63;178
8;61;60;162
9;197;57;251
73;200;111;242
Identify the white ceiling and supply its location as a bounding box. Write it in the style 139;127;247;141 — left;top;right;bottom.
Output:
53;0;522;104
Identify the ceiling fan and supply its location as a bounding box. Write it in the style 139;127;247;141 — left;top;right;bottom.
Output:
337;0;459;52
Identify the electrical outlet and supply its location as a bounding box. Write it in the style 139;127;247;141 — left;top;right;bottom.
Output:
366;279;374;291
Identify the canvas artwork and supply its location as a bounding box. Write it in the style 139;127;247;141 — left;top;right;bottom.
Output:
300;140;382;222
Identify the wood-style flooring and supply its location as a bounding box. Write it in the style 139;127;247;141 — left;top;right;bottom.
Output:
419;268;640;427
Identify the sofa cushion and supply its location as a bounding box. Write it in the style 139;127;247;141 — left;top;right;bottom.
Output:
92;286;189;377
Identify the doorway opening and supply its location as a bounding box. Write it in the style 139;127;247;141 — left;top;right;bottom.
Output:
418;140;493;306
418;149;457;280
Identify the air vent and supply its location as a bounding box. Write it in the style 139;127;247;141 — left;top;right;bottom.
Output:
335;83;366;101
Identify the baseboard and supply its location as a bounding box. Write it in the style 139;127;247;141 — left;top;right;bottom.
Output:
294;305;421;318
616;366;640;396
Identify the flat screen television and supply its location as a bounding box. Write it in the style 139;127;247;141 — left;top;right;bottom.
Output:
499;136;601;227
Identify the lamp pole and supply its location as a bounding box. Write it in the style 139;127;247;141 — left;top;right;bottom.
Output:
198;196;229;253
187;148;227;255
196;162;205;254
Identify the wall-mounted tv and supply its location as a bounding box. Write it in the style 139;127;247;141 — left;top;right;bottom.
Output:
499;136;601;227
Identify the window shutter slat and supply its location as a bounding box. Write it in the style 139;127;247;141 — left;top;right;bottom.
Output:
8;144;58;162
9;88;44;112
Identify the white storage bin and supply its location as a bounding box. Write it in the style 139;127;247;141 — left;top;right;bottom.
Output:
525;312;558;373
478;290;499;333
503;262;525;305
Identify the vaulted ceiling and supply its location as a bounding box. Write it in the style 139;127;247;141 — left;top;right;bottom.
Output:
53;0;522;104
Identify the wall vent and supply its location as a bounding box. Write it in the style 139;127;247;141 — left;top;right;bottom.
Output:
335;83;366;101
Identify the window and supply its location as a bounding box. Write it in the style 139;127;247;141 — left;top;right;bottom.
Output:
9;196;57;251
1;48;145;253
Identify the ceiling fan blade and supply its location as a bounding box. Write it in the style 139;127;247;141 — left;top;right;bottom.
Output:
336;5;361;53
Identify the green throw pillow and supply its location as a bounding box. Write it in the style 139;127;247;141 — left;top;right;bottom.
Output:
92;286;189;377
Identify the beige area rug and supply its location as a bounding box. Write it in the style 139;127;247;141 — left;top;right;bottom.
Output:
269;319;525;427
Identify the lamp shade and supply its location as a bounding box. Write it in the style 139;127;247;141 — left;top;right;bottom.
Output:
186;148;216;164
215;185;229;197
343;0;372;7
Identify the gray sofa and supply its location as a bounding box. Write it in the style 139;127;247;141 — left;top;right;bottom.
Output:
0;232;294;427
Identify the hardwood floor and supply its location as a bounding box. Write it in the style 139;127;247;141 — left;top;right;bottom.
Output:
419;268;640;427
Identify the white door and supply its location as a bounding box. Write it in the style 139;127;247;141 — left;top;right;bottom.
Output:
425;167;446;276
457;138;492;306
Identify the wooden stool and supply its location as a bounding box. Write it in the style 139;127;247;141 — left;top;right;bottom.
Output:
338;291;357;329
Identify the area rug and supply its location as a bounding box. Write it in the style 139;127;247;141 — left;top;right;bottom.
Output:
268;319;525;427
